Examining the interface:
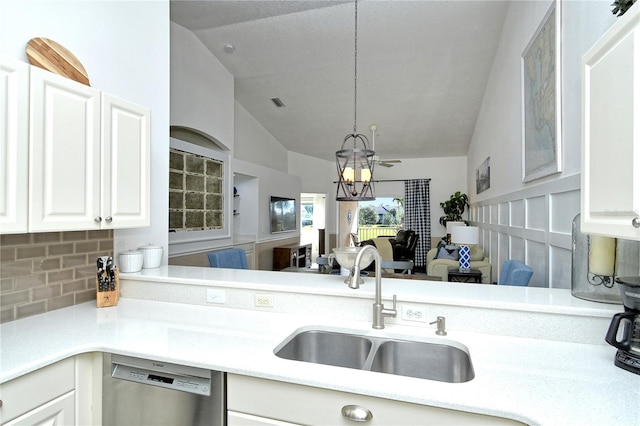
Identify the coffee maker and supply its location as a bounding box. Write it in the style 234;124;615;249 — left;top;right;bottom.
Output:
605;276;640;374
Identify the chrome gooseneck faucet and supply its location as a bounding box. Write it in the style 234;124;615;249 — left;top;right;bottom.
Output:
348;245;397;329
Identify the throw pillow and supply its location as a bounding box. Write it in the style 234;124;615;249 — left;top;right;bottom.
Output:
469;245;484;261
436;246;459;260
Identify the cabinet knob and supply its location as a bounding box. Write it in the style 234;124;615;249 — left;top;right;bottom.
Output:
105;216;113;223
633;217;640;228
341;405;373;422
94;216;102;223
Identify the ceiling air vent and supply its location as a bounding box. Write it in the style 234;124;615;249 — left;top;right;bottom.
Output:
271;97;285;107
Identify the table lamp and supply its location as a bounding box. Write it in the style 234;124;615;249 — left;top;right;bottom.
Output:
445;221;466;245
451;226;479;273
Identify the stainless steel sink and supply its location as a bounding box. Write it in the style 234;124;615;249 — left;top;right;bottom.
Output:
369;339;474;383
274;329;474;383
275;330;372;369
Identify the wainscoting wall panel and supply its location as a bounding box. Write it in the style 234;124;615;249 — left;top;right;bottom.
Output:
550;189;580;234
471;174;580;288
526;196;547;231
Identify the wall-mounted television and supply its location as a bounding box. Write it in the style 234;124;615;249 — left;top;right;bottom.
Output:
270;196;297;233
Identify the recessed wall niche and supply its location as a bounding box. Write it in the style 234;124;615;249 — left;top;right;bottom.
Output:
169;148;224;232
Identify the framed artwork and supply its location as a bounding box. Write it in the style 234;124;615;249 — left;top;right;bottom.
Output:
521;1;562;182
476;157;490;194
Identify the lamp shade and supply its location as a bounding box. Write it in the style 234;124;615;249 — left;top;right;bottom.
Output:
446;221;466;234
451;226;479;245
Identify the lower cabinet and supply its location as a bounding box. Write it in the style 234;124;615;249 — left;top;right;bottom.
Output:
227;374;523;426
0;353;101;426
228;412;298;426
3;392;75;426
0;358;75;425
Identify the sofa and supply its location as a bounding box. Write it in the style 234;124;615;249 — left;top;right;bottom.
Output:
426;245;491;283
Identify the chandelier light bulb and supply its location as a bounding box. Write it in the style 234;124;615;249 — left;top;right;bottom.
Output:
342;167;355;183
361;168;371;183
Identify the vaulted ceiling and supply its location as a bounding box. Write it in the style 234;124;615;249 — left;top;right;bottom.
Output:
170;0;510;162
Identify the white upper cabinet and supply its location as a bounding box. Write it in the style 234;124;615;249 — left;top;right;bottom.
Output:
29;66;101;232
29;69;151;231
0;56;29;233
582;4;640;241
0;57;150;234
101;93;150;228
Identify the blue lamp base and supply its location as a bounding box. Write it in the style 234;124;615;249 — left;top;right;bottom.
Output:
459;245;471;273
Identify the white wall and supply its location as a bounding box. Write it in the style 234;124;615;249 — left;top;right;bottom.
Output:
468;0;616;200
171;22;234;150
234;159;301;242
288;152;337;238
561;0;618;175
0;0;170;262
467;0;618;286
235;101;288;172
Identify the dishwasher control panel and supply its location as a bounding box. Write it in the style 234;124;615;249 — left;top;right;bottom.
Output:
111;354;212;396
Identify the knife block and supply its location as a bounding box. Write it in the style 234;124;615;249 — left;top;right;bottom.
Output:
96;268;119;308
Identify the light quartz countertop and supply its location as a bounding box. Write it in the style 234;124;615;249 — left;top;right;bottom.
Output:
1;265;638;425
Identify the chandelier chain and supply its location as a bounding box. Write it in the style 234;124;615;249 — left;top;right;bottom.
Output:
353;0;358;134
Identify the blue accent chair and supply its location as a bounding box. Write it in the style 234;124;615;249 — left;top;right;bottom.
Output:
499;260;533;286
208;249;248;269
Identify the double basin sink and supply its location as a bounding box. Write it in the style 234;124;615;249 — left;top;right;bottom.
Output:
274;328;474;383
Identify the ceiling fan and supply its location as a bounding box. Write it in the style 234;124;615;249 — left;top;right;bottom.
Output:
369;124;402;168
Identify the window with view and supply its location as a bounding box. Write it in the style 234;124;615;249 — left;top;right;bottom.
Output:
357;197;404;241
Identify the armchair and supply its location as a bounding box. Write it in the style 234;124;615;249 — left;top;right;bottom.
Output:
389;230;418;261
499;260;533;286
359;229;419;272
426;245;491;283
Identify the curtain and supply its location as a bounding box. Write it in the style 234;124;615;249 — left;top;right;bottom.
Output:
404;179;431;270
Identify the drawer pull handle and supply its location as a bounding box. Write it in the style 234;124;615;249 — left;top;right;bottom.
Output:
94;216;102;223
633;217;640;228
341;405;373;422
105;216;113;223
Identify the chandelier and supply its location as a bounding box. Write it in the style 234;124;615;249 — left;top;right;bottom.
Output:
336;0;375;201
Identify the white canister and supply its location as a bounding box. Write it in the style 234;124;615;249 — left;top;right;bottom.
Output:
138;244;163;269
119;250;144;273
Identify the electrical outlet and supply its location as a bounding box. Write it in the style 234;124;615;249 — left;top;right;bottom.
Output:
255;293;274;307
401;306;427;322
206;288;226;304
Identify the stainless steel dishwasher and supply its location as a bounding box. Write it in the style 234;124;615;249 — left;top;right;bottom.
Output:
102;353;225;425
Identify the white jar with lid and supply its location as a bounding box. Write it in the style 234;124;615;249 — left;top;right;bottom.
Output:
138;244;163;269
119;250;144;273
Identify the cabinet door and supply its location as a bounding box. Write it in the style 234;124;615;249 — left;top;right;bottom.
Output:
101;93;150;228
29;67;101;232
0;357;75;424
4;391;75;426
0;56;29;234
582;7;640;241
